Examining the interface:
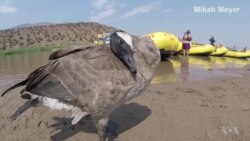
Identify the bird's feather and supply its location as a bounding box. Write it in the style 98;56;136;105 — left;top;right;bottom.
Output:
18;46;134;110
49;46;93;60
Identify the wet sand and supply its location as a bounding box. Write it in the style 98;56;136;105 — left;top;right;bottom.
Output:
0;65;250;141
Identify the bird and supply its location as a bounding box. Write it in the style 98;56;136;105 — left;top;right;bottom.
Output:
1;30;160;141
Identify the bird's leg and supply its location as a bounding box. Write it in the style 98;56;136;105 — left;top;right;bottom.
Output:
95;117;109;141
106;120;119;141
11;98;39;120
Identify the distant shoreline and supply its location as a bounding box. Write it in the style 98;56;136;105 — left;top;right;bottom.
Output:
0;45;64;56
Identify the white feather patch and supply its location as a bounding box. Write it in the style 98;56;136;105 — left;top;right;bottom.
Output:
41;97;89;125
117;32;134;51
41;97;73;111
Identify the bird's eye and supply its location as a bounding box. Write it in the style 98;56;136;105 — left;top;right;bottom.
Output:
119;40;123;44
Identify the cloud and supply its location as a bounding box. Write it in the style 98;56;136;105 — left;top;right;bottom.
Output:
122;2;160;19
92;0;109;10
0;5;16;13
90;8;115;21
89;0;116;22
0;0;17;14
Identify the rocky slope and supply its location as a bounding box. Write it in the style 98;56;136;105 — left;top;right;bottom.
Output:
0;22;117;50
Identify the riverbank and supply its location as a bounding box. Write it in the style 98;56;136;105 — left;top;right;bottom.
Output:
0;65;249;141
0;45;67;56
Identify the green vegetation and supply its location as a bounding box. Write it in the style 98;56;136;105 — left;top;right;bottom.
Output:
0;45;67;56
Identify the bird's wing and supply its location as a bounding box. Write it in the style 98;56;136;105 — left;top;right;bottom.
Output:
21;46;135;105
1;46;95;97
48;45;93;60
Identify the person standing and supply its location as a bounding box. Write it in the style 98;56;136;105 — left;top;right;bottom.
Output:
182;30;192;57
209;36;216;46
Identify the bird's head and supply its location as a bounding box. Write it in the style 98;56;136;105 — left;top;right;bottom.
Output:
110;30;137;79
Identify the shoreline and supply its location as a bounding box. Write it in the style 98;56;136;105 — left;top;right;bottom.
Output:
0;45;59;56
0;42;95;56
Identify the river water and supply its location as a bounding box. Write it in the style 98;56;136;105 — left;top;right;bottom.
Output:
152;56;249;84
0;51;50;91
0;51;249;91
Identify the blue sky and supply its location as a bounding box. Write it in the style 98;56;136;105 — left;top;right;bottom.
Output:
0;0;249;49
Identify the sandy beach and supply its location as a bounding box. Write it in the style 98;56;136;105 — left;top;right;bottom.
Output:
0;65;250;141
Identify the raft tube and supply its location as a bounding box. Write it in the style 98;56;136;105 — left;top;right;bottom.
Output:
189;44;215;56
224;50;250;59
147;32;180;60
210;46;228;56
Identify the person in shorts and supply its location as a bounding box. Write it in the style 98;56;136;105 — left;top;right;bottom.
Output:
182;30;192;56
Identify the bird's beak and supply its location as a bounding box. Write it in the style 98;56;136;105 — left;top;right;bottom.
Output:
121;51;137;79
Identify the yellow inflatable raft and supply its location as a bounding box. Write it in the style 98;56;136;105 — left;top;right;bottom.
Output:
224;50;250;59
95;34;105;46
189;44;215;56
94;40;104;46
95;33;111;46
147;32;180;59
176;42;183;52
210;46;228;56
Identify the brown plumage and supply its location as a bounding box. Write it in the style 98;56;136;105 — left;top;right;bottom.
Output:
2;31;160;141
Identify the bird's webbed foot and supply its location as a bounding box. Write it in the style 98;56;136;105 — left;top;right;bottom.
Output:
106;120;119;140
95;117;119;141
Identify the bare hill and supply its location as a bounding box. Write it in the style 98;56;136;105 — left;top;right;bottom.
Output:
0;22;117;50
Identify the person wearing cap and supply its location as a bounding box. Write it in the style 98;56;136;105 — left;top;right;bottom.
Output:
209;36;216;46
182;30;192;56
